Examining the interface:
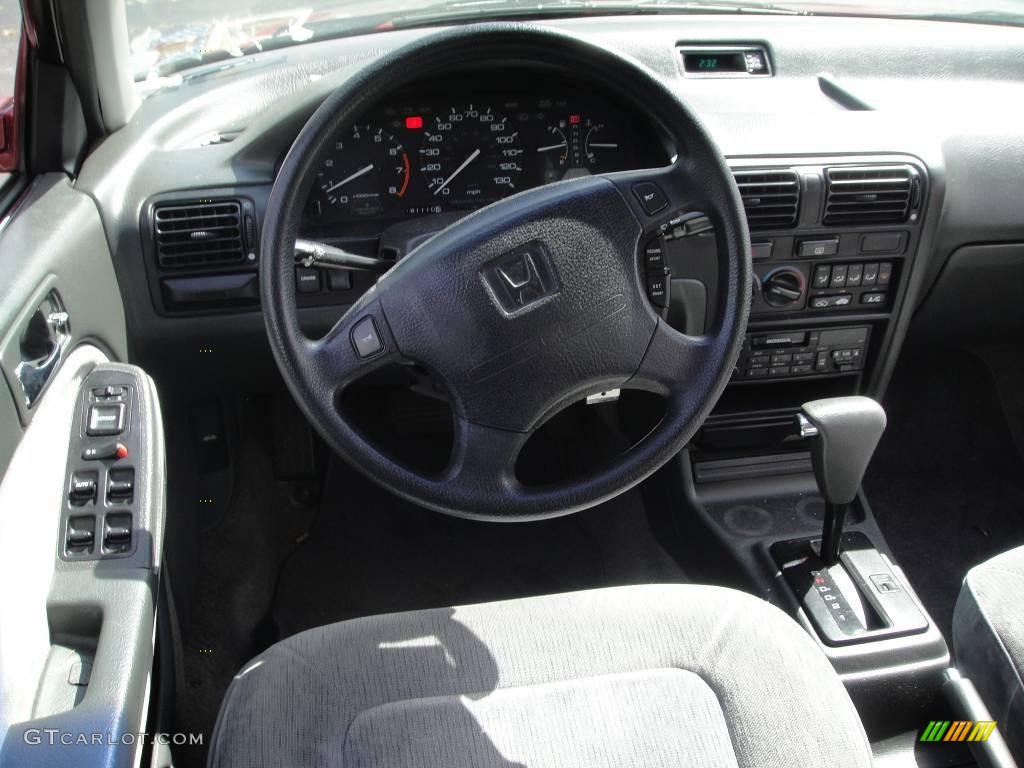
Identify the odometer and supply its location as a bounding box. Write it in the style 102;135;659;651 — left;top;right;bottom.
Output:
315;125;409;218
418;105;523;206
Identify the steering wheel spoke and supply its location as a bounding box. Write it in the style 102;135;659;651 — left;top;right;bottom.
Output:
307;300;404;390
605;158;717;227
444;417;527;499
629;321;715;398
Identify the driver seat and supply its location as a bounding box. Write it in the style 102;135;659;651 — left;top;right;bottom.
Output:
209;584;872;768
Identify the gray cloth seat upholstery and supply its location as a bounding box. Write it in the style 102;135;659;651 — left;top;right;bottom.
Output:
209;584;872;768
954;544;1024;760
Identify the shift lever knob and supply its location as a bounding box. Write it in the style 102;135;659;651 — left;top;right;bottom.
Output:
799;396;886;564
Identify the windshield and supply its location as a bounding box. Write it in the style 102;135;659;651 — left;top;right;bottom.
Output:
126;0;1024;84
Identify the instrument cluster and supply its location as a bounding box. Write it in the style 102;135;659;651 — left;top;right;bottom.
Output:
303;85;668;229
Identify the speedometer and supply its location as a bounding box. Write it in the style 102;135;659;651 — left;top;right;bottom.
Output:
418;104;523;206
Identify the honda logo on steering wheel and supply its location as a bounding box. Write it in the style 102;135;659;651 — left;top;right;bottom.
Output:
482;244;560;315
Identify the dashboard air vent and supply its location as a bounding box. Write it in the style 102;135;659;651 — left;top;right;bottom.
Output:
153;200;245;269
824;166;914;226
733;169;800;230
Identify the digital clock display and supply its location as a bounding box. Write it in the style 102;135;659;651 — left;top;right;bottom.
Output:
682;52;748;74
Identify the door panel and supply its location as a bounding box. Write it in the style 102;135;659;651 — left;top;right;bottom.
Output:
0;172;164;768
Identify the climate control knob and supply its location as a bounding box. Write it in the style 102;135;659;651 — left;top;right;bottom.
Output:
761;267;806;308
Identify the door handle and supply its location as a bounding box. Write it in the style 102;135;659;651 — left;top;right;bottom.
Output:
14;305;69;409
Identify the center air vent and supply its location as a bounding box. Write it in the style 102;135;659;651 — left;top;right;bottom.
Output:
733;169;800;230
153;200;245;269
824;166;915;226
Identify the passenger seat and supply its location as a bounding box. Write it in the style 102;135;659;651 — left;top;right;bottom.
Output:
954;544;1024;761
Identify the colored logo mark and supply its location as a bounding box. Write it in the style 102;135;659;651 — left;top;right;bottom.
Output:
920;721;997;743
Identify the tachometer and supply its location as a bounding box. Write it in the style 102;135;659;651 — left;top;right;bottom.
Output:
315;125;410;218
418;105;523;205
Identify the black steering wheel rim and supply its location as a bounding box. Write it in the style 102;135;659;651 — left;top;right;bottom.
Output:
262;24;751;522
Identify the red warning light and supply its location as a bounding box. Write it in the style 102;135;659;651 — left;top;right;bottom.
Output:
405;115;424;130
569;114;581;125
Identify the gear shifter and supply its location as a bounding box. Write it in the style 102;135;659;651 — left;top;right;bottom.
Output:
798;396;887;565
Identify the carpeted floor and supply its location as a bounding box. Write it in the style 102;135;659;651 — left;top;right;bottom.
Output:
272;457;686;637
865;345;1024;645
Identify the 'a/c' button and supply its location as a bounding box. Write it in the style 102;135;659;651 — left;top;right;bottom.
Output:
351;317;384;359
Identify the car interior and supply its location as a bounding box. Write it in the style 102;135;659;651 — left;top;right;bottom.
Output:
1;0;1024;766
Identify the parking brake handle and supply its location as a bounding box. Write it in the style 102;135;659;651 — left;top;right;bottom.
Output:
798;396;887;565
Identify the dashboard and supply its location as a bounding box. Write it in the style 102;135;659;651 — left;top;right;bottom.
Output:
67;13;1024;445
301;71;670;236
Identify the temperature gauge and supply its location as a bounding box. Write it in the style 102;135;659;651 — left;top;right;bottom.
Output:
583;122;619;166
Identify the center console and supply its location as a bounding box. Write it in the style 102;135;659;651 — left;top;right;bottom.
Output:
663;156;950;733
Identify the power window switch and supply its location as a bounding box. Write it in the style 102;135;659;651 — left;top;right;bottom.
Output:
87;403;125;436
107;469;135;503
102;512;132;555
69;473;98;504
67;515;95;554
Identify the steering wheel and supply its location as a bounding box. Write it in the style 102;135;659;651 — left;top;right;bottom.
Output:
262;25;751;521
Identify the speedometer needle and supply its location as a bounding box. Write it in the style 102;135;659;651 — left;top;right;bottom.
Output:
433;148;480;196
324;164;374;194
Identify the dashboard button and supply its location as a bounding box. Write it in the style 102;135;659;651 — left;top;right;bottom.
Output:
812;265;831;289
632;182;668;215
751;242;773;261
861;292;886;306
877;262;893;285
860;232;904;254
862;263;879;286
792;364;813;374
799;238;839;258
830;265;848;288
833;294;852;307
87;404;125;436
327;270;352;291
351;317;384;358
769;366;790;377
846;263;864;287
296;268;321;293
